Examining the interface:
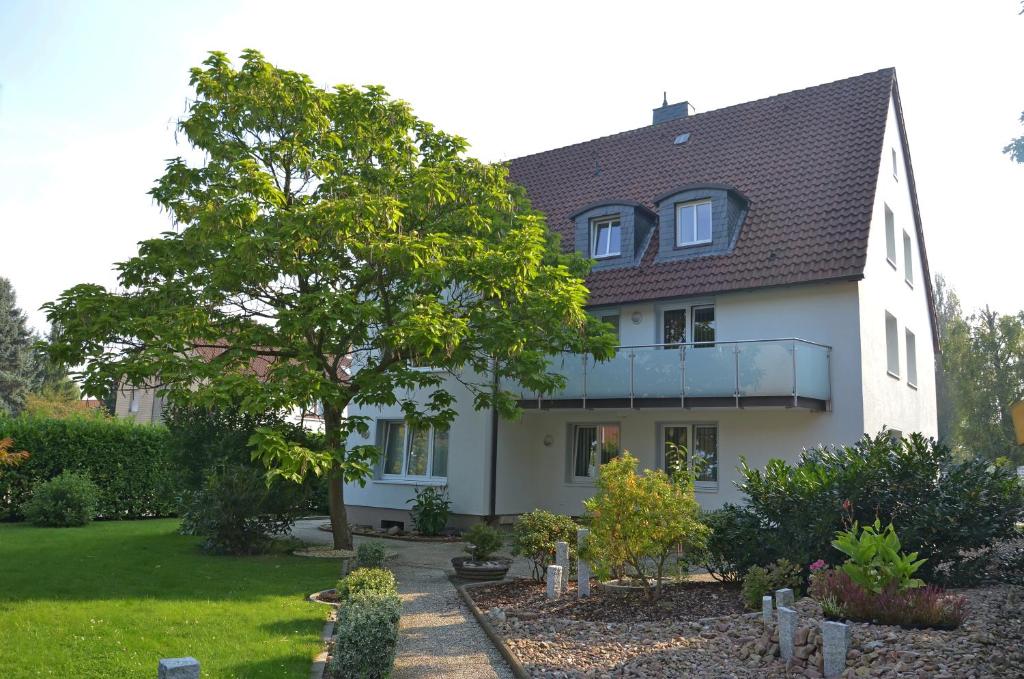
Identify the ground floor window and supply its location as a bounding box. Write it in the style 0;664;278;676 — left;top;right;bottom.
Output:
381;421;449;480
661;423;718;487
571;423;621;481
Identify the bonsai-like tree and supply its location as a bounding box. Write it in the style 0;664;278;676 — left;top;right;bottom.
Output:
44;50;613;549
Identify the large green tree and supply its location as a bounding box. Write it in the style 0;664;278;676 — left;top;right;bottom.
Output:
0;277;37;416
45;50;613;549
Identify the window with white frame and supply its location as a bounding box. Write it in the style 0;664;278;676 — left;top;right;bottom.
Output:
905;329;917;388
661;423;718;486
675;200;712;246
570;423;620;481
661;304;715;348
892;147;898;179
590;217;621;258
903;230;913;286
885;312;900;377
884;205;896;266
381;421;449;480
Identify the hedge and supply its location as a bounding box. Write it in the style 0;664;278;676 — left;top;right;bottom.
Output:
0;415;176;520
329;590;402;679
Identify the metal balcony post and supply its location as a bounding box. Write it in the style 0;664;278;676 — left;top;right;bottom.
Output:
733;344;741;409
826;346;833;412
792;340;798;408
629;350;635;409
679;345;686;408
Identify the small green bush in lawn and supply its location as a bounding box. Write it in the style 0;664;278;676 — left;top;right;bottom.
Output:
21;470;99;527
741;558;803;610
330;591;402;679
356;541;388;569
511;509;578;582
336;567;397;603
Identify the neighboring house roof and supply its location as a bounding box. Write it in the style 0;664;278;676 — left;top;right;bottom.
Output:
191;341;352;382
507;68;934;325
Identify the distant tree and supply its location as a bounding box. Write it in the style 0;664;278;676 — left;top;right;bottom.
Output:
933;275;966;443
0;278;37;416
44;51;614;550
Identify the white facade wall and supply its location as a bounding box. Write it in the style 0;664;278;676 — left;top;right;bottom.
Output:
856;97;938;438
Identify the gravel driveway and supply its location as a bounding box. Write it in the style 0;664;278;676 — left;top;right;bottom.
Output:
292;519;522;679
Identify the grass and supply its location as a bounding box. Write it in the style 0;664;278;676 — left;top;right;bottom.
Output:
0;519;340;678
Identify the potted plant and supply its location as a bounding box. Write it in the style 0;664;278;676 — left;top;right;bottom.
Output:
451;524;511;580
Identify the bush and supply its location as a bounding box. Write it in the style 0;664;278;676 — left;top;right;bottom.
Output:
740;558;802;610
330;590;402;679
737;431;1024;583
21;470;99;527
0;415;175;520
464;524;503;562
698;505;767;583
511;509;579;582
583;453;710;599
336;567;397;603
356;541;388;569
406;486;450;536
832;520;925;593
178;464;305;554
810;567;965;629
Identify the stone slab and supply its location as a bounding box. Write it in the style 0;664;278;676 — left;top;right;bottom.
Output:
775;588;795;608
778;606;797;662
158;657;200;679
546;565;562;600
577;529;591;598
821;620;850;678
762;595;773;626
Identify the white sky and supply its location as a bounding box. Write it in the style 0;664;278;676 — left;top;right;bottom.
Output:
1;0;1022;333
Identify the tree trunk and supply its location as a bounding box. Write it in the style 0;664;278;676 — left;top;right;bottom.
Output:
323;404;353;550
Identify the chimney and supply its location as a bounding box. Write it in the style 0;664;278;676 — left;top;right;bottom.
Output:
653;92;693;125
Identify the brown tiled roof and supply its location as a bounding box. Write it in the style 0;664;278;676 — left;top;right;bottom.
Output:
508;68;928;311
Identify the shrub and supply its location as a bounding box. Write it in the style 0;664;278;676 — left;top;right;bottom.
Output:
740;558;802;610
0;436;29;467
336;567;397;602
463;524;503;562
330;590;402;679
583;453;710;599
737;431;1024;583
356;541;388;569
0;415;175;520
511;509;579;582
810;567;965;629
832;519;925;593
178;464;305;554
21;470;99;527
698;505;768;583
406;486;450;536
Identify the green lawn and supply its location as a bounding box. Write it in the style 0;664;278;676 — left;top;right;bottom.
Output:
0;519;339;678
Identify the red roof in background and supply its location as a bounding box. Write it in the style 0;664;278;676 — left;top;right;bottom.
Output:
508;68;912;307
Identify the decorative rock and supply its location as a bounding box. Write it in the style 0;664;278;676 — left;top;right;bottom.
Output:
546;564;563;599
776;587;795;608
555;540;569;593
386;525;400;536
778;606;797;662
822;620;850;678
158;658;200;679
762;595;773;625
576;528;591;598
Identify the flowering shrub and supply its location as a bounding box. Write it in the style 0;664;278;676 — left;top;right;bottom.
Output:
356;541;388;569
810;567;965;629
584;453;709;600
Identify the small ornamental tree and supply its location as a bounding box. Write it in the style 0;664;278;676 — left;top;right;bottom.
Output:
43;50;614;549
583;453;710;600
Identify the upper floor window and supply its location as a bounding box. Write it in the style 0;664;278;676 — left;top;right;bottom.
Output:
571;423;621;481
892;147;898;179
906;329;918;388
884;205;896;267
903;230;913;286
885;312;900;378
381;421;449;480
662;304;715;347
676;200;712;246
590;217;621;258
599;313;620;342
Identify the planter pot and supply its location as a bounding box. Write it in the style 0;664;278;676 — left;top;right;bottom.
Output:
307;588;341;607
451;556;512;581
597;578;656;597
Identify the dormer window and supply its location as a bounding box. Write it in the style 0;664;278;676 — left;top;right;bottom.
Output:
590;216;621;258
676;200;712;246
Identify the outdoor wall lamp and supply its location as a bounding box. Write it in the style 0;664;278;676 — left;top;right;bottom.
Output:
543;434;554;446
631;311;643;324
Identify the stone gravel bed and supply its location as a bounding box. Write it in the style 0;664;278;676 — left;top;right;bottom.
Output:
468;579;1024;678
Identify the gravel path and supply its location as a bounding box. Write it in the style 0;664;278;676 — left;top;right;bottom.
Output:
292;519;518;679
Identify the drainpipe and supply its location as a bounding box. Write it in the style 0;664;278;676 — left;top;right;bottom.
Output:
487;365;499;523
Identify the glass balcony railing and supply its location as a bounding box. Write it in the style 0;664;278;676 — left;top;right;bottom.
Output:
502;338;831;410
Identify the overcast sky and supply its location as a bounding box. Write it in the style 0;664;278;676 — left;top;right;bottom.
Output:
1;0;1022;333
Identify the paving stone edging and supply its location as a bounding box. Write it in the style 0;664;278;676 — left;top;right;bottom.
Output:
307;591;339;679
456;580;531;679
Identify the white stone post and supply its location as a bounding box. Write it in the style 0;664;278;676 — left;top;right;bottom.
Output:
778;606;797;662
761;595;773;625
158;658;200;679
775;587;795;608
546;565;563;599
555;540;569;593
821;620;850;678
577;528;591;598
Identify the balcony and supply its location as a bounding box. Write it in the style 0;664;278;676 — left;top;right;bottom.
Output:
504;338;832;411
